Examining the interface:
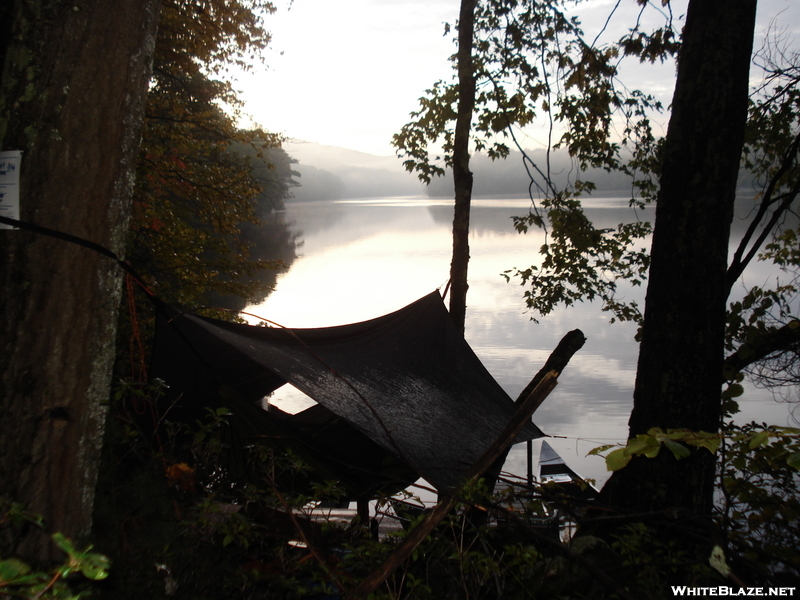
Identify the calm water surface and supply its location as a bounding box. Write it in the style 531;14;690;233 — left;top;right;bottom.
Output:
248;196;795;490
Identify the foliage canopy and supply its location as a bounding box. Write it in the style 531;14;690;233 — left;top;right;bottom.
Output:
129;0;298;315
394;0;799;377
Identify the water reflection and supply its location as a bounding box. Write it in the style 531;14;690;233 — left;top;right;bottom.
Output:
248;196;793;488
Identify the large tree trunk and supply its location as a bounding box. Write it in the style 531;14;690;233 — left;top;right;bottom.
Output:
600;0;757;516
449;0;477;333
0;0;160;560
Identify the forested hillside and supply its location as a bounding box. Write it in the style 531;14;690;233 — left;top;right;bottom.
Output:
127;0;299;314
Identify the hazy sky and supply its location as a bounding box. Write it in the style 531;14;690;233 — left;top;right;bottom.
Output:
236;0;454;156
235;0;800;157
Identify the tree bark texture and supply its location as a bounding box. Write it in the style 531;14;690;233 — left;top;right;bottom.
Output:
601;0;757;516
0;0;160;560
449;0;477;333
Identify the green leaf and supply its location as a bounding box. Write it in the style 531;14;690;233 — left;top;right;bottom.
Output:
627;434;660;458
675;430;721;454
0;558;31;584
695;436;721;455
748;430;771;449
642;445;661;458
587;444;616;456
52;532;77;556
721;399;740;416
722;476;739;492
50;533;110;580
709;545;731;577
626;435;655;454
223;534;234;547
722;383;744;399
663;429;690;441
606;448;632;471
663;439;690;460
787;451;800;470
78;552;111;581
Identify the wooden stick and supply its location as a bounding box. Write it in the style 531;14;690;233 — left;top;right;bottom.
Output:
347;370;559;599
487;328;585;497
515;329;585;403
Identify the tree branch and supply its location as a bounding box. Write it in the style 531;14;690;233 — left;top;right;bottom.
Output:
727;131;800;289
724;319;800;376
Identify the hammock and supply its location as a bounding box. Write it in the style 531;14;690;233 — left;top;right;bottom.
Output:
151;291;544;496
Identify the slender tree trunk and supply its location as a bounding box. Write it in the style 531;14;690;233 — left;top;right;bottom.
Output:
0;0;160;560
601;0;757;516
449;0;477;333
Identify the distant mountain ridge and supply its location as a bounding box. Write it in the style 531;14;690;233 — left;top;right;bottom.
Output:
284;140;640;202
283;140;760;203
283;140;424;201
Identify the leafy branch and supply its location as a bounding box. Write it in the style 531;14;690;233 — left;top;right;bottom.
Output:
0;502;110;600
589;426;800;473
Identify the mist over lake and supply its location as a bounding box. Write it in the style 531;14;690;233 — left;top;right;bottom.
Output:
283;141;641;203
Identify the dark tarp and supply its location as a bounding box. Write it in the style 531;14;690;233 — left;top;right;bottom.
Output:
151;290;544;494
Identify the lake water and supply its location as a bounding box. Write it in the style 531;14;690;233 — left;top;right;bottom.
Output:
247;196;795;490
